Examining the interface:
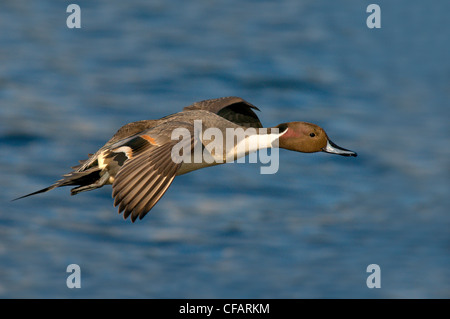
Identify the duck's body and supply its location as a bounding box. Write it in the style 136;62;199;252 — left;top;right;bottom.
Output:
15;97;356;222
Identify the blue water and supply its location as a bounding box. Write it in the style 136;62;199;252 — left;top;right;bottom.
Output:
0;0;448;298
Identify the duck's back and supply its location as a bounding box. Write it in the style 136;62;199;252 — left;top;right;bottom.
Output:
182;96;263;128
106;119;161;146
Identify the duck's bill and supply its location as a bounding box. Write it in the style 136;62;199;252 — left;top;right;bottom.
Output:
322;140;357;157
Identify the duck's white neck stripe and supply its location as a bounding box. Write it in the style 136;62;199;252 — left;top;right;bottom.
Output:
175;126;287;175
227;127;287;161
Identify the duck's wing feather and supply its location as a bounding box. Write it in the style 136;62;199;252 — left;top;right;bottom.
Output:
111;122;195;222
183;96;263;128
72;120;162;173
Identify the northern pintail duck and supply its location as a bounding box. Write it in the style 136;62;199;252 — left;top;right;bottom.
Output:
15;97;357;222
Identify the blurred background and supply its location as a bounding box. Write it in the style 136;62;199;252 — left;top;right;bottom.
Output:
0;0;448;298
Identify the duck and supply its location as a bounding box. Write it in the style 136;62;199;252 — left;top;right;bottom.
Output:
14;96;357;222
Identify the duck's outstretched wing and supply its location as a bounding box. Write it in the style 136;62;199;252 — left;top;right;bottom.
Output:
183;96;263;128
112;122;195;222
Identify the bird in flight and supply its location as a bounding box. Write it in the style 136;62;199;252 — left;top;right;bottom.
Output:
14;97;357;222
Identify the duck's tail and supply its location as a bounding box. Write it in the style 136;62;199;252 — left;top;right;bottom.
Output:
12;167;105;201
12;184;60;201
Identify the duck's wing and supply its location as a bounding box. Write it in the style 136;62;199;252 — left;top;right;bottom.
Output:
183;96;263;128
71;120;162;173
111;121;196;222
12;120;188;216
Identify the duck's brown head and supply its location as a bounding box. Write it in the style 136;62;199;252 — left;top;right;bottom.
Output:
276;122;357;157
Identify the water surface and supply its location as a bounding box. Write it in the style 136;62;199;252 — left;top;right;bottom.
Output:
0;0;448;298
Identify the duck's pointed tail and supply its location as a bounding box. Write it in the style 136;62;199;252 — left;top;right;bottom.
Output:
12;167;104;201
12;184;60;201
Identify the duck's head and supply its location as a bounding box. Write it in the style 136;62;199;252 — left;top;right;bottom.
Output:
276;122;357;157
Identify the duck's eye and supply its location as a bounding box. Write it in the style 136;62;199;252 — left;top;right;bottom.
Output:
310;133;316;137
